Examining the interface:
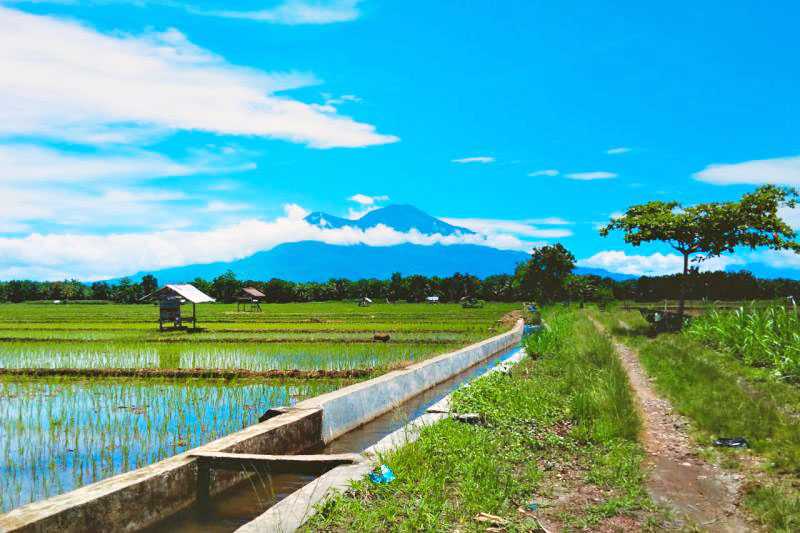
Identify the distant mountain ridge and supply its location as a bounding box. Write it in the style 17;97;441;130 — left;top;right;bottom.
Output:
124;242;528;283
117;204;633;284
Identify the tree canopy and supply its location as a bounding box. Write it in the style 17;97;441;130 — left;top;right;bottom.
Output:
514;243;575;303
600;185;800;261
600;185;800;314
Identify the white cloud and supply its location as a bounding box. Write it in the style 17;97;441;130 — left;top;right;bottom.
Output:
0;205;539;280
748;249;800;270
452;156;495;164
565;171;618;180
528;169;559;177
0;7;397;149
193;0;362;25
694;155;800;186
207;180;239;192
346;193;389;219
606;147;631;155
0;144;249;183
779;206;800;229
578;250;745;277
0;186;188;231
527;217;573;225
441;217;572;239
348;193;389;206
202;201;252;213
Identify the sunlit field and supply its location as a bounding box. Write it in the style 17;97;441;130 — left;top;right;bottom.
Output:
0;301;518;513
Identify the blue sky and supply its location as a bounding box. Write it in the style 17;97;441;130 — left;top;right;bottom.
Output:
1;0;800;280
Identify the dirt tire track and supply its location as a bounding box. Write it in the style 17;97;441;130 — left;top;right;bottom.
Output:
590;316;751;531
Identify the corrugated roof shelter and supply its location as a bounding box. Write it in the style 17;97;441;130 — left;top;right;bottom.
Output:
240;287;265;299
148;284;216;303
237;286;265;312
142;284;215;331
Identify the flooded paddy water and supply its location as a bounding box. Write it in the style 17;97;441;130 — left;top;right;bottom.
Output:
0;302;519;520
0;377;347;513
149;345;523;533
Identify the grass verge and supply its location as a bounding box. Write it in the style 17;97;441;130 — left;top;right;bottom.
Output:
304;307;657;531
595;307;800;531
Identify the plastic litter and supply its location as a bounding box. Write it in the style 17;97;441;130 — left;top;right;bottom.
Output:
369;464;396;484
713;437;748;448
527;501;539;512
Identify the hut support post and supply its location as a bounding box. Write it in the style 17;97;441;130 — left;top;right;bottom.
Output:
192;302;197;330
196;458;210;511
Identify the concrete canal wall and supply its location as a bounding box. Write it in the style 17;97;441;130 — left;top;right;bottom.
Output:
0;320;523;533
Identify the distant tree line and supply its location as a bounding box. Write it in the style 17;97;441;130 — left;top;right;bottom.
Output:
1;247;800;304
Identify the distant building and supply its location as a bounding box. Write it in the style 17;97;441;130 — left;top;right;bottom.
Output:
237;287;265;312
142;284;215;331
426;296;440;304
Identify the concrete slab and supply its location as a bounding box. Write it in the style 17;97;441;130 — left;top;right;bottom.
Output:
237;344;528;533
0;322;523;533
190;452;363;474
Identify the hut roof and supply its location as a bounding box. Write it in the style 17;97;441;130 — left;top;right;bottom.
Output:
144;284;215;304
241;287;266;298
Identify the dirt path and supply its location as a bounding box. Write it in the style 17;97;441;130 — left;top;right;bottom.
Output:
590;317;750;531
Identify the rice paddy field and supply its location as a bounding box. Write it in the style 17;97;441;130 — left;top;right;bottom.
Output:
0;301;518;513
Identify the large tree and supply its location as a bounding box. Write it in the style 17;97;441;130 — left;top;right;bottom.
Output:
140;274;158;297
600;185;800;316
515;243;576;303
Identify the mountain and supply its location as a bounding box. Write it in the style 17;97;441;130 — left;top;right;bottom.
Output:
126;242;529;284
122;241;631;285
305;205;473;236
573;267;636;281
117;204;632;284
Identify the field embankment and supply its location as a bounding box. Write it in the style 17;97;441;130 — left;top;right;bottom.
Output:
0;302;517;514
305;307;659;531
595;305;800;531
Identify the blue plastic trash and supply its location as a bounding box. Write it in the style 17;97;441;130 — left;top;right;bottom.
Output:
369;464;396;484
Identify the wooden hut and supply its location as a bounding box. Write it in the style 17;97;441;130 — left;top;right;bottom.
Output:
358;296;373;307
237;287;265;312
142;284;215;331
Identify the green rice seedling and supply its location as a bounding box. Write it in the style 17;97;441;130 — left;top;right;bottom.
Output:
0;376;347;513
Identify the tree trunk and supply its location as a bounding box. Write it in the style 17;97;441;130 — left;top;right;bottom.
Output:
678;252;689;319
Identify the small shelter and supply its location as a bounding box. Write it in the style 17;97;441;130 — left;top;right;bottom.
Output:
358;296;373;307
142;284;215;331
425;295;440;304
461;296;484;308
237;287;265;312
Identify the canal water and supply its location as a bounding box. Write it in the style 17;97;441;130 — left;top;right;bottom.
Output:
148;344;522;532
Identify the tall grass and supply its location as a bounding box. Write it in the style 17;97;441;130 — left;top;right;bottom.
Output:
600;307;800;531
687;305;800;380
533;307;640;443
307;307;650;531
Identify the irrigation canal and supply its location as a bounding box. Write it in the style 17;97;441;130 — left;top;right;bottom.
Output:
146;343;523;533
